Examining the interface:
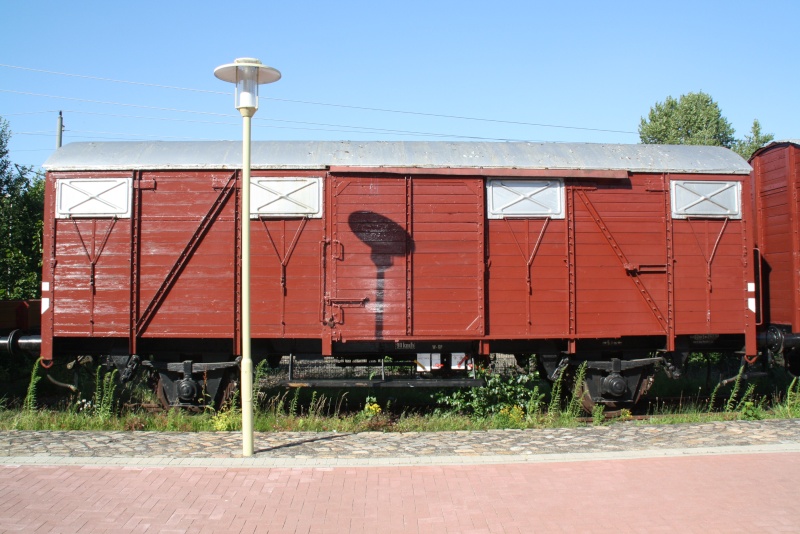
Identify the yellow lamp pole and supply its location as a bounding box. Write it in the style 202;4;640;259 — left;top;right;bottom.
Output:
214;58;281;457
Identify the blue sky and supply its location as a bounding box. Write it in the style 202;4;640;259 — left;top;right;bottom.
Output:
1;0;797;169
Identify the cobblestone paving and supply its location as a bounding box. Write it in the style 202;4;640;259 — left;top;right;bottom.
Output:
2;419;799;460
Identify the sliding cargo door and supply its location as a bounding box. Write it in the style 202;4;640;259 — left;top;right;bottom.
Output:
571;181;671;339
327;175;484;345
409;177;484;337
134;171;236;340
328;176;410;341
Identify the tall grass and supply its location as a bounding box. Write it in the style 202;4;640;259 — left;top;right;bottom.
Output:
3;356;800;432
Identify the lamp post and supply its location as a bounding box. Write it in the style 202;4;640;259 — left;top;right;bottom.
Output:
214;57;281;457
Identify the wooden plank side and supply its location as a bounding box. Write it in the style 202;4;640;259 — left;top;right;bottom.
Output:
136;171;236;338
672;216;748;335
411;178;483;336
487;217;569;337
329;175;410;339
250;218;324;337
573;182;669;337
753;145;794;335
52;217;132;337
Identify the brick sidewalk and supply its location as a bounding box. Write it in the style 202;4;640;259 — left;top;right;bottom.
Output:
2;452;799;533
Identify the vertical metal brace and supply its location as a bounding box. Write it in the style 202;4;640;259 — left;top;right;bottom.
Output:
130;171;142;356
405;175;413;336
663;174;676;352
566;187;577;353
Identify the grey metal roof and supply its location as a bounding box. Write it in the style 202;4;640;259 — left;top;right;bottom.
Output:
748;140;800;162
43;141;752;174
764;139;800;147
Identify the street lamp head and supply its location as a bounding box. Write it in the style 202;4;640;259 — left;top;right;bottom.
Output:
214;57;281;113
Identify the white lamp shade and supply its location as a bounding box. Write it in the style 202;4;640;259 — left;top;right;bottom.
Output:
214;58;281;111
236;66;259;109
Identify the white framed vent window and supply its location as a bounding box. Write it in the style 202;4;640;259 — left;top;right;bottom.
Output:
487;179;564;219
250;177;323;218
670;180;742;219
55;178;132;219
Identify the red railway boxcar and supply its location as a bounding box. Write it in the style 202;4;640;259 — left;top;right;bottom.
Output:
751;140;800;374
37;141;756;409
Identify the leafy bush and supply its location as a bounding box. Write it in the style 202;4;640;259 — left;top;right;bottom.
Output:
436;359;543;418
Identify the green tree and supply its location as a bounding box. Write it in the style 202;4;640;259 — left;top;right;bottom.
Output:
0;117;44;299
732;119;774;160
639;92;736;147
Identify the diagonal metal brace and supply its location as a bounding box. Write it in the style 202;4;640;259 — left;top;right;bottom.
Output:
576;190;669;332
136;173;236;334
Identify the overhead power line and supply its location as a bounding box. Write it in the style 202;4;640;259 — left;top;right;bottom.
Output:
0;89;231;117
0;63;637;135
0;92;540;142
0;64;226;95
0;110;60;116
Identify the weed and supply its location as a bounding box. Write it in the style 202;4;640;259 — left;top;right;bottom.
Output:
592;403;606;425
164;407;190;431
773;378;800;419
289;388;301;418
123;415;147;431
494;405;525;428
724;365;745;413
707;381;720;412
363;395;381;418
253;359;270;412
92;367;118;420
334;392;348;418
207;382;241;431
546;365;564;416
22;357;41;412
565;362;587;420
617;408;633;421
543;361;586;426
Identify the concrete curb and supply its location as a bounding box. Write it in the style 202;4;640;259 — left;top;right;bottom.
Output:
3;443;799;468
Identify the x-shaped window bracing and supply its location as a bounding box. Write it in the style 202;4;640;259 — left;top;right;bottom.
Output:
252;179;317;214
61;181;127;214
675;182;737;215
495;181;558;214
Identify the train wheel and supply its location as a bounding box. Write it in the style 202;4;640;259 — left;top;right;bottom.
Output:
785;349;800;377
155;377;170;410
580;382;615;415
578;361;656;415
216;371;239;410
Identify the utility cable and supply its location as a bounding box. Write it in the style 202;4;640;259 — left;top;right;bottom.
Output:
0;63;637;135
